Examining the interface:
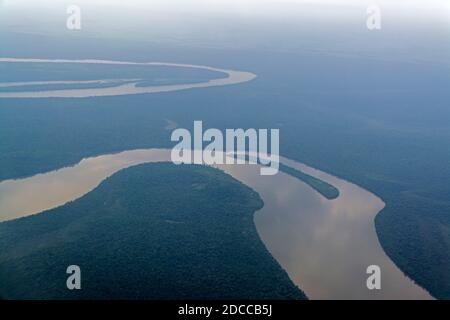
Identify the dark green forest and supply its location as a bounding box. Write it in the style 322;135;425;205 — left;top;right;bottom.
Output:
279;164;339;200
0;163;305;300
0;32;449;299
233;154;339;200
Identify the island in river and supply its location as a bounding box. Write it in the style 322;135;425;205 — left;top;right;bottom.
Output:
0;162;306;300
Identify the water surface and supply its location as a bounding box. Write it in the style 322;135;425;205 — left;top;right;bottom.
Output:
0;58;256;98
0;149;432;299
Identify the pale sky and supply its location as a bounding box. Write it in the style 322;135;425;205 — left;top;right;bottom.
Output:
3;0;447;11
1;0;448;40
2;0;448;22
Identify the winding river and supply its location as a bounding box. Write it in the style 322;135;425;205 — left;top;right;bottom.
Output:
0;149;432;299
0;58;432;299
0;58;255;98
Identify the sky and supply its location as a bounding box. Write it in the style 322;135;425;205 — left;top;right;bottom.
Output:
1;0;449;66
2;0;448;13
2;0;448;28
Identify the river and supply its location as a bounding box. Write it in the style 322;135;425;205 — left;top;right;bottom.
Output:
0;149;433;299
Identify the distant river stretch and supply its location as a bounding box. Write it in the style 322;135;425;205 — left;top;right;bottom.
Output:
0;58;256;98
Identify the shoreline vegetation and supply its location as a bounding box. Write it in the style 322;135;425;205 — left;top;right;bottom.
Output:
0;163;306;300
0;59;255;98
233;154;339;200
278;163;339;200
0;56;447;298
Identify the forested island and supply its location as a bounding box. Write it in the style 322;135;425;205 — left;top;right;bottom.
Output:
233;154;339;200
279;164;339;200
0;163;306;300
